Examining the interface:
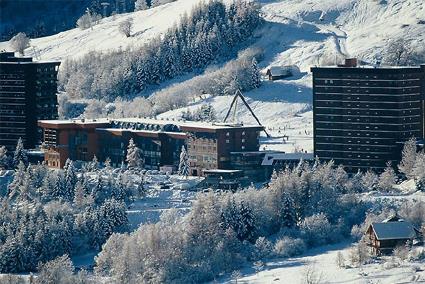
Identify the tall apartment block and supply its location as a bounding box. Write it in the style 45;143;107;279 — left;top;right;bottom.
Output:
0;52;60;150
311;59;425;172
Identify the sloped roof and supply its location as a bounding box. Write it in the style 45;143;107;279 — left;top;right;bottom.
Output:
268;66;291;76
371;221;416;240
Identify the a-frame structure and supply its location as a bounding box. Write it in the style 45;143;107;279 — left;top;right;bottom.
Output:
223;89;271;137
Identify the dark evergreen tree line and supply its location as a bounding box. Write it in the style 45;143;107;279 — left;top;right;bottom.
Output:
0;159;135;273
60;0;262;101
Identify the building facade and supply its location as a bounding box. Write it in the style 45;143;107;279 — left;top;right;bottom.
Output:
181;123;263;176
38;118;263;174
311;61;425;172
0;52;60;150
38;119;110;168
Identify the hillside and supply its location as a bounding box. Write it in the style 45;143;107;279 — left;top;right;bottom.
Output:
1;0;424;154
0;0;216;61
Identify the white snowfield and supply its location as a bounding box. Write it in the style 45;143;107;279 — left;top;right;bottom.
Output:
219;242;425;284
0;0;212;61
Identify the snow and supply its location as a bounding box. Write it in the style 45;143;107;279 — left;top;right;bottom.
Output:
0;0;219;61
125;173;202;229
218;242;425;284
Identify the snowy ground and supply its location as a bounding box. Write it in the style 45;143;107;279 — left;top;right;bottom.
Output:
219;241;425;284
216;188;425;284
84;170;203;229
125;174;202;229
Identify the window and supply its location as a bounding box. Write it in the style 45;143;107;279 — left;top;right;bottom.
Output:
226;132;230;137
226;139;230;143
241;139;245;143
241;146;245;150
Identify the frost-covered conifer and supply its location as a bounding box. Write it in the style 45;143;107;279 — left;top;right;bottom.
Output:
126;138;143;169
7;161;26;199
177;145;189;177
250;58;261;89
13;138;27;168
280;192;296;228
64;159;77;201
0;146;9;169
238;201;256;241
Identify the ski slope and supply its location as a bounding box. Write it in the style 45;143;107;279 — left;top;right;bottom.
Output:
0;0;213;61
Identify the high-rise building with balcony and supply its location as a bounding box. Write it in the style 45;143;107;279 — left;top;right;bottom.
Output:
311;59;425;172
0;52;60;150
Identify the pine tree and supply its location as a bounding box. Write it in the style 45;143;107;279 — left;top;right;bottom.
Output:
91;174;104;204
177;145;189;177
18;169;34;203
238;201;256;241
0;146;9;169
250;58;261;89
7;161;26;199
104;157;112;170
89;155;99;172
13;138;28;168
126;138;143;169
51;172;66;200
73;181;86;209
64;159;77;201
280;193;296;228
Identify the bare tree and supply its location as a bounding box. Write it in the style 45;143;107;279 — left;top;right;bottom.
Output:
9;32;30;55
398;137;417;179
76;11;93;30
135;0;149;11
118;18;133;37
231;270;242;283
336;251;345;268
303;264;324;284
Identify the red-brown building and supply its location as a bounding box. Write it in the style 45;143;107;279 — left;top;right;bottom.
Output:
38;119;110;168
38;118;263;174
180;122;264;176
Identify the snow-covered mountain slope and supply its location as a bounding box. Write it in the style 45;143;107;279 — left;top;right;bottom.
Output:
2;0;423;66
2;0;424;153
0;0;212;61
258;0;425;72
157;83;314;153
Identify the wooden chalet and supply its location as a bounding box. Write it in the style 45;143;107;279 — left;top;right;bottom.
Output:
266;66;292;80
366;215;420;255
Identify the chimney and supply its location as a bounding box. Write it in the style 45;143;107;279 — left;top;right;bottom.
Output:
344;58;357;67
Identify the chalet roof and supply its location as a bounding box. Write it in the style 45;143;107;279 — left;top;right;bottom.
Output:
267;66;291;76
370;221;417;241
